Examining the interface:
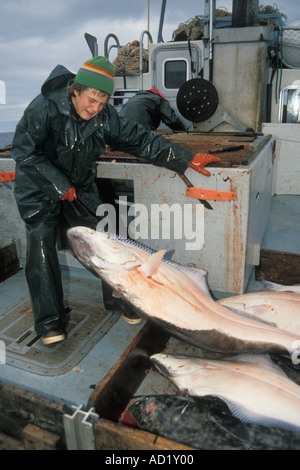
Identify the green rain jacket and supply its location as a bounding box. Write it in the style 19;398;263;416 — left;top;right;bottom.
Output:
12;65;194;220
119;89;185;131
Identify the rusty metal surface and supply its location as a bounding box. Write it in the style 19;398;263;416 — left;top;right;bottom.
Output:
96;133;274;294
99;131;255;167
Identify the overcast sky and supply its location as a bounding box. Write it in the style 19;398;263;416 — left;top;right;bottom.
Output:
1;0;300;132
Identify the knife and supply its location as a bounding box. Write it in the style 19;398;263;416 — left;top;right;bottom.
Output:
177;173;213;210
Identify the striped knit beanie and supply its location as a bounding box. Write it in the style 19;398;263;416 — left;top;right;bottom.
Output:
75;56;115;95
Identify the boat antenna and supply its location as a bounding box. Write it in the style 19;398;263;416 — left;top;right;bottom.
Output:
157;0;167;43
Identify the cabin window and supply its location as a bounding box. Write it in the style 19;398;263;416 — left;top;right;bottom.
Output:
279;85;300;123
164;60;187;89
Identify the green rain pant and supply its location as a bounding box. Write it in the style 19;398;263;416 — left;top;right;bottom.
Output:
23;198;114;335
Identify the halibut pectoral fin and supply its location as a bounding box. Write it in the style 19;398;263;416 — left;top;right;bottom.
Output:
138;250;166;278
223;300;276;317
220;302;277;328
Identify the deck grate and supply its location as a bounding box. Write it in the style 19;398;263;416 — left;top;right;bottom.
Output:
0;297;119;376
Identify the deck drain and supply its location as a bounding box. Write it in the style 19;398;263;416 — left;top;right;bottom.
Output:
0;298;119;375
11;328;41;352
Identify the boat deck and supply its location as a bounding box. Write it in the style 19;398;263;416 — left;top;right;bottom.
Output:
261;194;300;255
0;263;145;407
0;194;299;449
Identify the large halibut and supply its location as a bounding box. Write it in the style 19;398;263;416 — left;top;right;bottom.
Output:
67;226;300;358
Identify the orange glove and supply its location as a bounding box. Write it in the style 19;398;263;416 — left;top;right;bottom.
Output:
188;153;221;177
61;187;77;202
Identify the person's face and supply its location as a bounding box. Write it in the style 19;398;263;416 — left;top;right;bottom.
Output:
72;88;109;120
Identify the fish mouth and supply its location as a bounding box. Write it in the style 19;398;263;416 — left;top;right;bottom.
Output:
150;355;171;378
67;228;118;272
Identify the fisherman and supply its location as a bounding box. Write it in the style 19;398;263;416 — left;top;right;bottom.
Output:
12;55;219;345
119;88;185;131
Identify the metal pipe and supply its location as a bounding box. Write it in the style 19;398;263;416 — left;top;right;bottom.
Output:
157;0;167;43
104;33;120;59
203;0;215;82
139;30;153;90
209;0;216;82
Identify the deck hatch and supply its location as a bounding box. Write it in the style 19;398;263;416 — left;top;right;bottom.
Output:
0;298;119;376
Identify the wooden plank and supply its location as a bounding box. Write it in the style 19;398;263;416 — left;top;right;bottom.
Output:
256;249;300;284
88;321;169;421
95;419;194;451
0;431;25;450
0;381;68;445
23;424;61;450
89;322;194;451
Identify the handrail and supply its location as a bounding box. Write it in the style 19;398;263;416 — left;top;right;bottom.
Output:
139;30;153;90
104;33;121;59
110;88;139;102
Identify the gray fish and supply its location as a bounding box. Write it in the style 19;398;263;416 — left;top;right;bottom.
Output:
127;391;300;450
127;394;250;450
67;227;300;357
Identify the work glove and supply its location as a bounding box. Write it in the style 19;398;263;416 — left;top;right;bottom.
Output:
188;153;221;177
61;187;77;202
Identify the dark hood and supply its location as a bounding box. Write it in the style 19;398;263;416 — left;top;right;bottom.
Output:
41;65;76;96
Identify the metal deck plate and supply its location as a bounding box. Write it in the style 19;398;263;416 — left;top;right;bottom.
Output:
0;297;119;376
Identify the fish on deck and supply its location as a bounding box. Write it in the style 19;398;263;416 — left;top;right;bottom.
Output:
218;291;300;335
150;353;300;432
262;281;300;295
125;394;246;450
124;392;300;450
67;226;300;358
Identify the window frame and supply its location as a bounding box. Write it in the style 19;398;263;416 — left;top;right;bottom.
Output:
163;58;189;90
278;84;300;123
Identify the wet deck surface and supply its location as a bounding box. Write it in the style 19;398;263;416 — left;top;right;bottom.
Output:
1;195;299;398
0;263;145;408
0;194;299;448
261;194;300;255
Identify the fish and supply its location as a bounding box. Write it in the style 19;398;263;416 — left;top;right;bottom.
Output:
125;393;300;450
126;394;250;450
67;226;300;357
127;395;206;447
262;281;300;295
150;353;300;432
218;291;300;335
